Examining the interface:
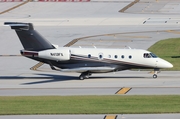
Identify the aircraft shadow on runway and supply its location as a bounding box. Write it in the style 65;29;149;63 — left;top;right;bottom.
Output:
0;73;146;85
0;74;79;85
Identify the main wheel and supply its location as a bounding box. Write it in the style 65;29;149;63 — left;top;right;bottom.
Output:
79;74;85;80
153;74;157;79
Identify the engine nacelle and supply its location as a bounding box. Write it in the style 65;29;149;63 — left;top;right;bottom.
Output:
38;49;70;61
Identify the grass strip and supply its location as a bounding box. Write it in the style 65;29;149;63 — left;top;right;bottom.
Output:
148;38;180;70
0;95;180;115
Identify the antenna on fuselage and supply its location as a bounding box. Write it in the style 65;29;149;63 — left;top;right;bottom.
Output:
126;46;131;49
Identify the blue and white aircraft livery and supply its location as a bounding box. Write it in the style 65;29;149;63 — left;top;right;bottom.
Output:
5;22;173;80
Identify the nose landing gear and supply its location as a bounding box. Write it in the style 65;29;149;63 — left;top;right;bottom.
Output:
153;69;159;79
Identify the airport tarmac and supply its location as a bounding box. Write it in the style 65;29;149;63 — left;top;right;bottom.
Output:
0;69;180;95
1;114;180;119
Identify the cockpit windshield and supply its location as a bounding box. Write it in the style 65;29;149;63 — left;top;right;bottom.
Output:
150;53;158;58
143;53;158;58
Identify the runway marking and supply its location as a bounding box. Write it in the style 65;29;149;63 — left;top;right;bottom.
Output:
116;87;132;94
64;39;79;47
148;71;161;74
63;30;168;47
37;0;90;2
104;115;117;119
81;39;133;42
119;0;139;12
104;34;151;38
166;30;180;34
30;62;44;70
0;55;21;57
0;0;31;15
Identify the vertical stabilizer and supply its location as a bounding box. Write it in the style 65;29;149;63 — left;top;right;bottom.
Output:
4;22;55;51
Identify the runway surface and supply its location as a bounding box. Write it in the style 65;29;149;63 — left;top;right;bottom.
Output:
0;70;180;96
1;114;180;119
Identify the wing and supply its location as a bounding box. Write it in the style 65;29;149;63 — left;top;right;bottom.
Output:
60;67;116;73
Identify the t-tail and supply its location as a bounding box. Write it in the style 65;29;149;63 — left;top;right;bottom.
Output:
4;22;55;51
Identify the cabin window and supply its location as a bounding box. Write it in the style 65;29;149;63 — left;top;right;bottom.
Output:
88;54;91;58
129;55;132;59
98;53;103;60
121;55;124;59
108;55;111;58
114;55;118;58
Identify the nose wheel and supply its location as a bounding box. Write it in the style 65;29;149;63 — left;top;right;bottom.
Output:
153;74;157;78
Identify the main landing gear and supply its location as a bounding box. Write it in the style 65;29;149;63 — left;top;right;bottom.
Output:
79;72;92;80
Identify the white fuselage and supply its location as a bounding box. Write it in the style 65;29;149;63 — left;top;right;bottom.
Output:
37;47;173;72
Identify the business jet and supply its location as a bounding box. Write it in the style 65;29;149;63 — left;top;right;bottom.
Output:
4;22;173;80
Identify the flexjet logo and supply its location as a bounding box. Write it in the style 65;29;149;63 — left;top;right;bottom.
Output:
50;53;63;56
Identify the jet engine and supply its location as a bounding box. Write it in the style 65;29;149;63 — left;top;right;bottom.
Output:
38;49;70;61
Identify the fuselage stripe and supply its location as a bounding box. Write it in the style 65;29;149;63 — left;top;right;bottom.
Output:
70;54;154;68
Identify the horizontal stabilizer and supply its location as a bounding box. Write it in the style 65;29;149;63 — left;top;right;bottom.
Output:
4;22;32;30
